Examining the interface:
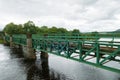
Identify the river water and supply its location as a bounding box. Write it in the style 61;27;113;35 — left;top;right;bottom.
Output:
0;44;119;80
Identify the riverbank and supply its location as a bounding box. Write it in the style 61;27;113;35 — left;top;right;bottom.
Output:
0;39;4;44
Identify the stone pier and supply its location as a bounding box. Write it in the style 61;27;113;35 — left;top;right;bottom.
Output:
24;34;36;60
41;51;49;79
10;36;13;48
40;51;49;59
3;36;8;45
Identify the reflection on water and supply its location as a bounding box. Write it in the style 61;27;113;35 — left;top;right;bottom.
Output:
26;56;50;80
0;44;119;80
0;44;71;80
26;56;70;80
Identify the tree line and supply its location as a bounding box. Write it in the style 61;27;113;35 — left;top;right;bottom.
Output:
2;21;120;41
3;21;81;36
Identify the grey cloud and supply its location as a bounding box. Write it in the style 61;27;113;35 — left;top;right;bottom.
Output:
0;0;120;32
79;0;98;5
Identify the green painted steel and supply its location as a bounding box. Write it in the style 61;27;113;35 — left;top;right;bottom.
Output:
5;35;10;42
12;34;27;45
4;32;120;73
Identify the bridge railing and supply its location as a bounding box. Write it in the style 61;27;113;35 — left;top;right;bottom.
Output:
12;34;27;45
5;35;10;42
5;32;120;46
32;32;120;40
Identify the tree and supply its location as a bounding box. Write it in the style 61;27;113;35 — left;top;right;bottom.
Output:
57;28;67;34
48;26;58;34
92;31;99;36
71;29;80;36
16;24;23;34
23;21;37;34
3;22;22;35
40;26;48;33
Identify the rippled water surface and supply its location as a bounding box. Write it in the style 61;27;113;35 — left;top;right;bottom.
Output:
0;44;119;80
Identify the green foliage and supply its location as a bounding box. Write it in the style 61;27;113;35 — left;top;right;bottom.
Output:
48;26;58;34
36;26;68;35
3;21;82;36
72;29;80;33
23;21;37;34
0;39;3;44
41;26;49;33
57;28;67;34
71;29;80;36
91;31;99;36
3;23;23;35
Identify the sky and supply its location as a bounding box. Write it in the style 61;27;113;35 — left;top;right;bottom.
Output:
0;0;120;32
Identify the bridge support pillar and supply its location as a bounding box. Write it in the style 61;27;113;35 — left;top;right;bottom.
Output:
25;34;36;60
3;36;8;45
10;36;13;48
40;51;49;78
40;51;48;59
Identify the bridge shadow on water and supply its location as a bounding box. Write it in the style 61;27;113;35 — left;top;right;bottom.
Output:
26;57;68;80
10;47;71;80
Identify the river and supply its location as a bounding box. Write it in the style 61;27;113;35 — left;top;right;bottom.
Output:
0;44;119;80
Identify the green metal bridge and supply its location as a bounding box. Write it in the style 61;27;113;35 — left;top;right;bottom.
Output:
5;32;120;73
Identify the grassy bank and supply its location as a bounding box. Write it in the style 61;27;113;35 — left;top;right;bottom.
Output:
0;39;4;44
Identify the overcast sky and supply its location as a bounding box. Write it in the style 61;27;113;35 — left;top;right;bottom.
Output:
0;0;120;32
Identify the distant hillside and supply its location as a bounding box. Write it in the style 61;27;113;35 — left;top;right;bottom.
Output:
114;29;120;32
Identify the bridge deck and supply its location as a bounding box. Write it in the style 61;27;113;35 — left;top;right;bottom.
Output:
83;45;120;56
